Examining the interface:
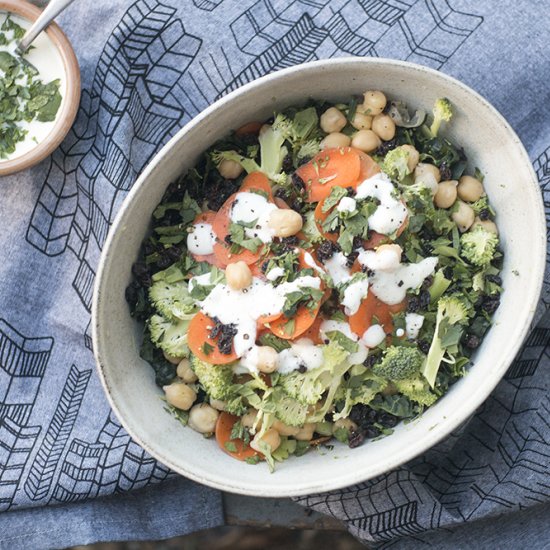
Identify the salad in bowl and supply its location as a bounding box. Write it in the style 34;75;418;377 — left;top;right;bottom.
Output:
126;89;502;470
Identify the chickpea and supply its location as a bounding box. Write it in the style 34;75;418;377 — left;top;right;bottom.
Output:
209;398;226;411
217;158;243;180
163;351;183;365
294;423;316;441
256;346;278;374
250;428;281;453
320;132;351;149
163;382;196;411
415;163;441;183
268;209;303;237
400;144;420;172
225;260;252;291
272;419;300;437
241;409;260;429
434;180;458;209
372;114;396;141
351;129;381;153
472;217;499;235
333;418;357;433
188;403;219;434
362;90;387;115
457;175;484;202
320;107;347;133
351;111;372;130
176;358;198;383
452;201;475;232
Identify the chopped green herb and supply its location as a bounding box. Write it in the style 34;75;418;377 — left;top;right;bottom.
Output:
201;342;214;356
0;16;63;158
224;441;238;453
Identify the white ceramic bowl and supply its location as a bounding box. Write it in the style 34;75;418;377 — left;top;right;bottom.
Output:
92;58;545;497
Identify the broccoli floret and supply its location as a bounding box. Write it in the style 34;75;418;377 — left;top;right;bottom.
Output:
148;314;190;358
382;146;412;182
223;395;249;416
297;140;321;161
279;367;328;405
190;355;234;400
393;377;438;407
258;122;288;184
273;107;319;147
372;346;425;381
422;296;471;387
271;390;309;427
212;123;288;185
149;279;197;321
272;341;352;425
213;108;321;184
429;98;452;137
460;226;499;266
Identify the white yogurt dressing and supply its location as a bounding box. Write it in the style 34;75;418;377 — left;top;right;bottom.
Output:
358;250;438;305
188;271;217;294
230;191;277;243
303;251;326;275
186;222;215;255
266;267;285;281
278;338;324;374
362;324;386;348
337;196;357;213
355;173;408;235
405;313;425;339
199;275;322;366
359;247;400;271
319;319;368;365
323;252;352;285
0;12;66;161
342;278;369;316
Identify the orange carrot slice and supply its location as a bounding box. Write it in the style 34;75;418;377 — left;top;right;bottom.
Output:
188;312;239;364
296;147;362;203
268;249;324;340
215;412;260;461
299;314;325;345
349;292;407;337
211;172;275;266
239;171;274;201
211;193;266;267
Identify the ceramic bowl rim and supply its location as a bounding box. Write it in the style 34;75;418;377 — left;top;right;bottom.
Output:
92;57;546;497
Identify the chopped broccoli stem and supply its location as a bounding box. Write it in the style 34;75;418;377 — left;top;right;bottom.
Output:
422;296;470;387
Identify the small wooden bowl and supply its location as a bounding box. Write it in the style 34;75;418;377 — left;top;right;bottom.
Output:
0;0;80;176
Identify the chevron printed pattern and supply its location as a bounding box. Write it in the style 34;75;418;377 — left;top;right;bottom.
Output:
1;0;549;546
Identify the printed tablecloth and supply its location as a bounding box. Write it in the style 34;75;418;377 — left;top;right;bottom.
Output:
0;0;549;548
